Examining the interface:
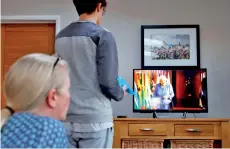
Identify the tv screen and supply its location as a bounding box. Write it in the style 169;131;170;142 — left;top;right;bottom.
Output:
133;69;208;113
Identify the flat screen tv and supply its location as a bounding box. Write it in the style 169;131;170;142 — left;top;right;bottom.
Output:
133;69;208;113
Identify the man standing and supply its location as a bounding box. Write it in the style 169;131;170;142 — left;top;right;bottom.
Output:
55;0;126;148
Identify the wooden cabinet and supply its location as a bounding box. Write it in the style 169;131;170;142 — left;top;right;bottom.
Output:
113;118;230;148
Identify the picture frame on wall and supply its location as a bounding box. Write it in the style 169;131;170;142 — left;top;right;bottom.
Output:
141;25;200;69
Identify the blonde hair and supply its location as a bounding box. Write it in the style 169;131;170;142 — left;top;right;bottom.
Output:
1;53;68;129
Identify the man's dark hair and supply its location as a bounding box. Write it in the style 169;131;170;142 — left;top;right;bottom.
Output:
73;0;107;16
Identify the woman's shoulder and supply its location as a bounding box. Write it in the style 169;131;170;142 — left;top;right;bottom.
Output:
1;113;68;148
5;112;65;130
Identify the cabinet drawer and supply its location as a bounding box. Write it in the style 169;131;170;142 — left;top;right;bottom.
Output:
129;124;167;136
174;124;214;136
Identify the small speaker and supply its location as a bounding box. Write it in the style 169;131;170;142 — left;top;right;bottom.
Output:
117;116;127;118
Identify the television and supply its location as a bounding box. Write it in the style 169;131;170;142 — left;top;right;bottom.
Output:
133;69;208;113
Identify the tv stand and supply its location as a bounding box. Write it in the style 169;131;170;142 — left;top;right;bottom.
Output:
152;111;158;118
182;112;187;119
113;118;230;148
182;112;197;119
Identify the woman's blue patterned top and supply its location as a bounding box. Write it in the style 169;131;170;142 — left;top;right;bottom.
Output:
1;112;69;148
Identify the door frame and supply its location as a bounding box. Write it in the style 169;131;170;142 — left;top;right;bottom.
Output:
1;15;61;35
1;15;60;106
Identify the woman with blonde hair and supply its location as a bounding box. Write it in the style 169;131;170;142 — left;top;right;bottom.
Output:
1;53;70;148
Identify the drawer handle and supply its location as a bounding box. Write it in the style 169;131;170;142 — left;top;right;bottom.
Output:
139;128;154;131
186;128;201;132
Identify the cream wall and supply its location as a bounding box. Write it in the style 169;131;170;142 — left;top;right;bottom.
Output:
1;0;230;118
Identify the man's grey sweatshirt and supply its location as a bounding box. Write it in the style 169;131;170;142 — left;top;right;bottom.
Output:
55;21;124;124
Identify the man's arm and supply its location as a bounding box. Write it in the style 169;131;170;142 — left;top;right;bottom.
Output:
96;31;124;101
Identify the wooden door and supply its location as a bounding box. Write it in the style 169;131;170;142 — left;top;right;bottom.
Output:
1;23;56;109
